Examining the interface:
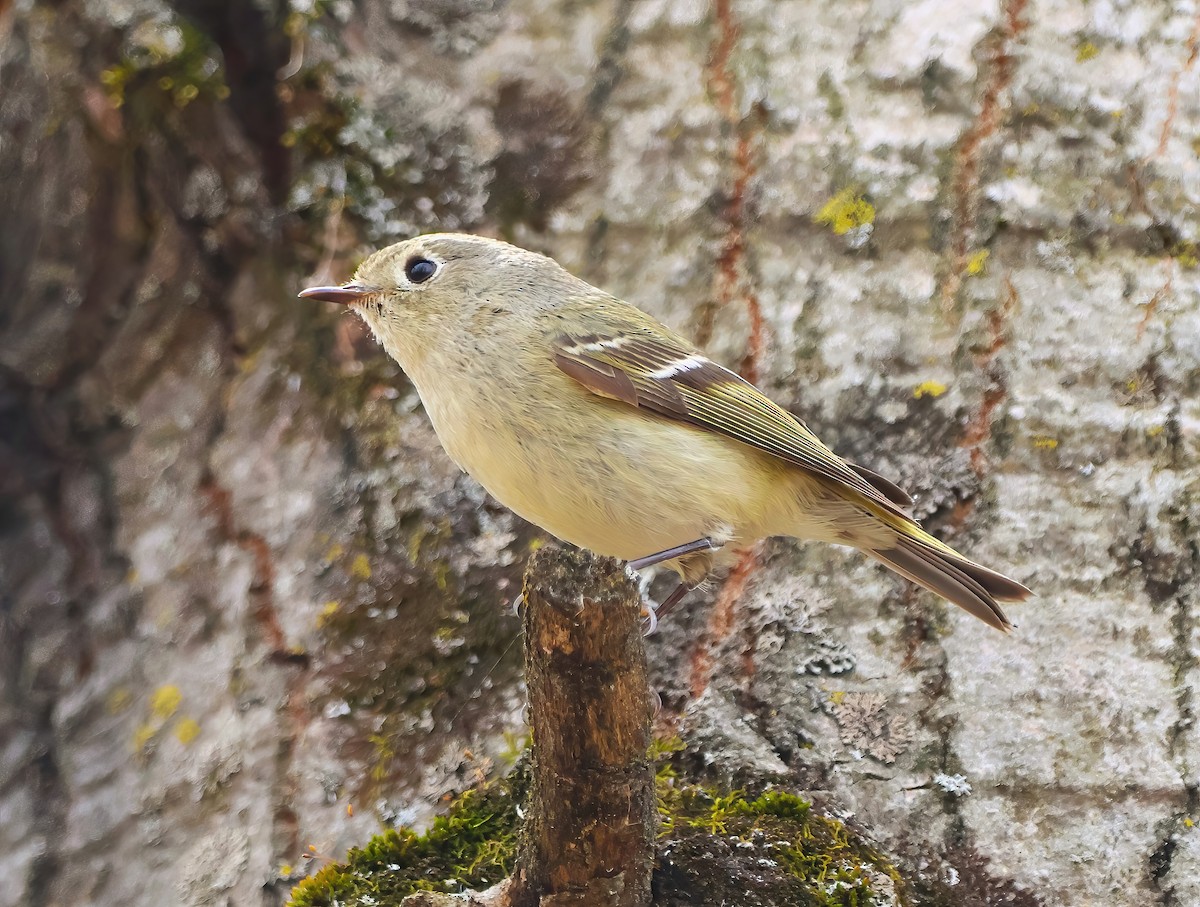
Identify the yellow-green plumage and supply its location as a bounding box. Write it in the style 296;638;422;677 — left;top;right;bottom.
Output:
300;233;1030;631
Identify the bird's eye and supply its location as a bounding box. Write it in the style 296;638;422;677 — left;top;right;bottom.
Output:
405;257;437;284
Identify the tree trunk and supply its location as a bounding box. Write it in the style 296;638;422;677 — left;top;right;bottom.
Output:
509;546;655;907
2;1;1199;904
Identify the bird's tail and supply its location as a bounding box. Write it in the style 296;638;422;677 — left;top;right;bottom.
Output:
867;531;1031;632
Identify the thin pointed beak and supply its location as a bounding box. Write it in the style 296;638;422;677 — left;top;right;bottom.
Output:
297;282;381;305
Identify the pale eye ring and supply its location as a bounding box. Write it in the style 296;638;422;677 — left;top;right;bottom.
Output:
405;257;437;284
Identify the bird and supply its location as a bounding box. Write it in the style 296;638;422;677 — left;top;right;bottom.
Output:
300;233;1030;631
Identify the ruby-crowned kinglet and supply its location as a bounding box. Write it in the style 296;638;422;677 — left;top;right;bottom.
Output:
301;234;1029;631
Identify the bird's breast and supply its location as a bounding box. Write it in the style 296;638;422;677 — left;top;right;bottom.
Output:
413;373;797;561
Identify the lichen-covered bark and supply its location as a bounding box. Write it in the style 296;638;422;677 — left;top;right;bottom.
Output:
1;1;1198;905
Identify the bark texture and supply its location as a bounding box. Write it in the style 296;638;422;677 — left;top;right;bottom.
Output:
510;546;654;907
1;1;1198;905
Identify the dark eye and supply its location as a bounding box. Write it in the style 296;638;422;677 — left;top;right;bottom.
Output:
405;257;437;284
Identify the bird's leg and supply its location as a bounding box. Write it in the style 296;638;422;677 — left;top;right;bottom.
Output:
657;579;695;616
641;579;703;635
634;539;724;635
628;537;718;571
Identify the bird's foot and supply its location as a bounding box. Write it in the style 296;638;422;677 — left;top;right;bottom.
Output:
640;580;697;636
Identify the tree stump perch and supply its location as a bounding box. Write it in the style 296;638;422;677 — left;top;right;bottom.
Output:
508;545;656;907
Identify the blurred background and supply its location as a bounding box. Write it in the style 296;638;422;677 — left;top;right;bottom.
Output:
1;0;1198;904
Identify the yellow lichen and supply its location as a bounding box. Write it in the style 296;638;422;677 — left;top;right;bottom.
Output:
174;717;201;745
350;554;372;581
133;723;156;750
965;249;990;276
1075;42;1100;62
815;188;875;235
1032;436;1059;450
317;601;341;627
100;66;131;107
407;526;428;564
369;734;397;783
913;380;948;399
151;684;183;721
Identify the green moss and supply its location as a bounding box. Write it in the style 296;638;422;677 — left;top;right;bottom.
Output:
656;779;908;906
290;743;911;907
287;782;520;906
100;18;229;112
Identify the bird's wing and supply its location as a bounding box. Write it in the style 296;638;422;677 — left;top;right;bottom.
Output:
552;329;914;519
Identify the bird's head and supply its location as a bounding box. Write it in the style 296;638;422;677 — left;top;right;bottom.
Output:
299;233;573;370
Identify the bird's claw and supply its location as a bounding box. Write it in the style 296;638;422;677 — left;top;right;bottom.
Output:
640;603;659;637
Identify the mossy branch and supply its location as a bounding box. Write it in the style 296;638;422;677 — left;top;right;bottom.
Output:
286;547;916;907
507;545;656;907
